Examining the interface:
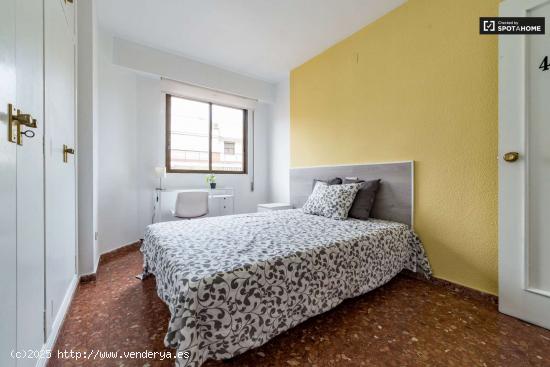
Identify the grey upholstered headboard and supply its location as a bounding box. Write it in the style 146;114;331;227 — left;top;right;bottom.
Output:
289;161;414;227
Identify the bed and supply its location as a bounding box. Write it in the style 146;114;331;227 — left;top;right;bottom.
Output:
141;161;431;367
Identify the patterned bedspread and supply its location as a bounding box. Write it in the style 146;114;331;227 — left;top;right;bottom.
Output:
141;209;431;367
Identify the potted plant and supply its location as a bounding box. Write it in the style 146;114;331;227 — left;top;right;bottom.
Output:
206;174;217;189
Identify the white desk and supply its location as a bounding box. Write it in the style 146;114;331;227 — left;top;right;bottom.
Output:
257;203;293;212
154;188;234;223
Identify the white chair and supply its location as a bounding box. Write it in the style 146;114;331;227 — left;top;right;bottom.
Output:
173;191;209;219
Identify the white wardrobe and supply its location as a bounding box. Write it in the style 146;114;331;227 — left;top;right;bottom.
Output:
0;0;78;366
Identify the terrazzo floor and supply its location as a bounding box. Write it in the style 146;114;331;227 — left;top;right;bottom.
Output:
49;246;550;367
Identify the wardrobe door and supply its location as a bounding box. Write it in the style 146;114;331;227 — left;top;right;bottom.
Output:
15;0;46;364
0;0;17;364
1;0;45;364
44;0;78;336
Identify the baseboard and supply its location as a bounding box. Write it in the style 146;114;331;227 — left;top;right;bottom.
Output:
93;252;100;275
401;270;498;305
99;241;141;265
36;274;79;367
79;273;97;283
79;241;141;284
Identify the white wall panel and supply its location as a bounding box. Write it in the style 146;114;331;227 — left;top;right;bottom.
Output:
97;31;140;253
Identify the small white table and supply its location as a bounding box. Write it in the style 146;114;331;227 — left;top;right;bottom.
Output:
154;188;234;222
257;203;293;212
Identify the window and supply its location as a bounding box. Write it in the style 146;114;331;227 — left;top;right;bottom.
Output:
224;141;235;155
166;94;247;173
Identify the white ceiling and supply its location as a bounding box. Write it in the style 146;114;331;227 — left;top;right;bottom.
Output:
97;0;405;83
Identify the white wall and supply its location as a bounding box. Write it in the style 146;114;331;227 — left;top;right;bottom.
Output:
97;31;275;254
77;0;99;275
268;78;291;203
97;31;141;254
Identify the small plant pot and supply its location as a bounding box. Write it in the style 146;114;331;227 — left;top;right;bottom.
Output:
210;183;217;189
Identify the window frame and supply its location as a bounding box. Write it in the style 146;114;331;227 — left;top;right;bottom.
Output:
165;94;248;174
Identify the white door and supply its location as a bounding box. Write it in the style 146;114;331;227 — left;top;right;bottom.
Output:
15;0;46;364
44;0;77;335
499;0;550;329
0;0;18;364
1;0;45;364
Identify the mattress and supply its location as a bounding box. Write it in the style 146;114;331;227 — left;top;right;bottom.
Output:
141;209;431;367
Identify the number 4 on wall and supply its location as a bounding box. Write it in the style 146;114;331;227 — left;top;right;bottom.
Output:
540;56;550;71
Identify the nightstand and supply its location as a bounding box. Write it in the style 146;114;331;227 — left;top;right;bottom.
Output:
257;203;293;212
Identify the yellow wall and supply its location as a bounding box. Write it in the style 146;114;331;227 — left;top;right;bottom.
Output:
291;0;500;294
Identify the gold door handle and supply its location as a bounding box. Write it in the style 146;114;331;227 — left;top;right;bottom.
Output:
64;0;73;4
7;103;38;145
15;113;37;128
10;107;37;128
63;144;75;163
503;152;519;162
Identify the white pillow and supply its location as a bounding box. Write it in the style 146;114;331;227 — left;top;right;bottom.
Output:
302;182;361;220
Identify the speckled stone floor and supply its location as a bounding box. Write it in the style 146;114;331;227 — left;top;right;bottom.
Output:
49;246;550;367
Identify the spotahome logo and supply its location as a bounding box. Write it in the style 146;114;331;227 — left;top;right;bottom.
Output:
480;17;545;34
483;20;496;32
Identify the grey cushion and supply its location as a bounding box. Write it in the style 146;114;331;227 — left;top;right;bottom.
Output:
302;182;361;220
343;178;381;220
312;177;342;190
